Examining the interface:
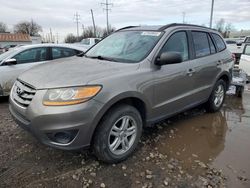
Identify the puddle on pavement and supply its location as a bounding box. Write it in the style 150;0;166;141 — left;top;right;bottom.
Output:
146;91;250;188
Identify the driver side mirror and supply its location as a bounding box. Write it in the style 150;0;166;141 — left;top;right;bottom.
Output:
155;52;183;66
4;58;17;65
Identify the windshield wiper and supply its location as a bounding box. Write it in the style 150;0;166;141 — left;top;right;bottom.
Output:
86;55;118;62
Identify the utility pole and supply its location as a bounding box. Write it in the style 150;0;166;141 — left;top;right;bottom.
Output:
182;12;186;23
74;12;81;40
91;9;97;37
209;0;215;28
82;24;84;34
101;0;113;34
50;28;53;43
56;32;59;44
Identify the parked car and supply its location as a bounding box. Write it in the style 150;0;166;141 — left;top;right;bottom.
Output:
0;44;18;54
239;44;250;80
225;38;243;64
0;44;84;96
75;38;101;51
10;24;234;163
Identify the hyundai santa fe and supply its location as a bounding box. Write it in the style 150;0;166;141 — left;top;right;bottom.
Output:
9;23;234;163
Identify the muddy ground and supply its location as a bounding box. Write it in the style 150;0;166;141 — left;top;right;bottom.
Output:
0;89;250;188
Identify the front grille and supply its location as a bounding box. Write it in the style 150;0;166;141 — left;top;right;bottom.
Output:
12;80;36;108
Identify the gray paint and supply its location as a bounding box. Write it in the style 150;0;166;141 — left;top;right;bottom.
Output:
9;25;234;150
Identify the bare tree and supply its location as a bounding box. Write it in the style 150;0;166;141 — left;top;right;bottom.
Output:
65;25;116;43
102;26;116;38
14;19;42;36
215;19;225;34
215;19;235;38
81;26;104;39
64;33;77;43
0;22;8;33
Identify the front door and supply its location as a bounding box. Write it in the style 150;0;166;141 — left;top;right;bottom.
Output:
152;31;194;119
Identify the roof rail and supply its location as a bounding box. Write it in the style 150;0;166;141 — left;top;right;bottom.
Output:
116;26;138;32
158;23;215;31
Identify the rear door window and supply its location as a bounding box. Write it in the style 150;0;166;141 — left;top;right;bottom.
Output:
159;31;189;61
212;33;226;52
192;31;210;58
52;47;77;60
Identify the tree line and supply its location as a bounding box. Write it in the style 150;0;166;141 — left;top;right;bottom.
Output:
0;20;42;36
0;18;236;42
64;26;116;43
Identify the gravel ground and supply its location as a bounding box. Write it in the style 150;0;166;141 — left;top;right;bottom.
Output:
0;91;250;188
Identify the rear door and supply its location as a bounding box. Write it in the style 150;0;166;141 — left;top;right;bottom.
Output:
239;44;250;75
188;31;220;101
0;47;49;94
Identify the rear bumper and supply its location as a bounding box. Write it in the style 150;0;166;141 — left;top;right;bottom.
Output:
9;89;104;150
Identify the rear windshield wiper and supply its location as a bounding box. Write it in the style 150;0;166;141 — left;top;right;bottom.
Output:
85;55;118;62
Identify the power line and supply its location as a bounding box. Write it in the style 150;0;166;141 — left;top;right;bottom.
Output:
74;12;81;40
101;0;113;34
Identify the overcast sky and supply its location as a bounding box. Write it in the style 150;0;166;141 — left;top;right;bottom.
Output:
0;0;250;41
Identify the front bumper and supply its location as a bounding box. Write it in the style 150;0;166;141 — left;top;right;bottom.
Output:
9;89;104;150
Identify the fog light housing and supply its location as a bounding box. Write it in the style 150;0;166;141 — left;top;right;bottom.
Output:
47;130;78;144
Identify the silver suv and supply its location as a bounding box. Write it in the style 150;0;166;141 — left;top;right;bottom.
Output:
9;24;234;163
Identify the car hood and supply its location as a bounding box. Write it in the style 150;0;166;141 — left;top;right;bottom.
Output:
18;56;139;89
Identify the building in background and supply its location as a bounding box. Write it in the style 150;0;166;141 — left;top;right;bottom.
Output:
0;33;32;48
0;33;42;49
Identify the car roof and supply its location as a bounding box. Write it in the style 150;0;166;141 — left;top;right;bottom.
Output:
118;23;219;34
18;43;85;51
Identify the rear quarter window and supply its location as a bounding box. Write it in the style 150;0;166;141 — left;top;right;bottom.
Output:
212;33;226;52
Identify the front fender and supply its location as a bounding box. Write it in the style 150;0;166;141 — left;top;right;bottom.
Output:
88;91;151;144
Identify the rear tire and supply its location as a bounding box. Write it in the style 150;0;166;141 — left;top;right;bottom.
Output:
93;104;142;163
206;79;226;112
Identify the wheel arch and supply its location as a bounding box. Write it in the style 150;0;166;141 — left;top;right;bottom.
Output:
216;71;231;90
90;92;150;146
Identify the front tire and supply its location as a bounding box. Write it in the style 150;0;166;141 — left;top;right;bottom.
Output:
206;79;226;112
93;104;142;163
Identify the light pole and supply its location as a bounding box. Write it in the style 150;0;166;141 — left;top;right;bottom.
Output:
209;0;215;28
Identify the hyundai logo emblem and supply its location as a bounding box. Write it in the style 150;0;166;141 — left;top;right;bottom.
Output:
16;86;24;96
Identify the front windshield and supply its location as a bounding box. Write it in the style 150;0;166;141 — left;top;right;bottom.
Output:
85;31;163;63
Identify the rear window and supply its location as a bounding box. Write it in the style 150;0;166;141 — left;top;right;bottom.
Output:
212;34;226;52
192;31;210;58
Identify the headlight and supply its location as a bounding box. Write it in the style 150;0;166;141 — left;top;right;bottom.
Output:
43;86;102;106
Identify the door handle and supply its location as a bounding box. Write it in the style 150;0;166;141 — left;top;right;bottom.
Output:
187;68;196;76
